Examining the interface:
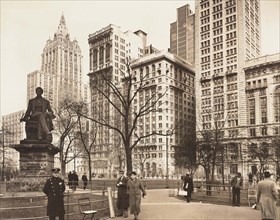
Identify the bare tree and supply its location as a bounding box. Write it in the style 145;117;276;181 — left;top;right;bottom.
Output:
75;102;96;180
82;60;168;174
173;135;197;176
54;99;81;176
132;145;151;177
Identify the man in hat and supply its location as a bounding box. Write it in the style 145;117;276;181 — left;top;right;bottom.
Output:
127;171;147;220
183;173;194;203
230;172;243;207
43;168;65;220
116;170;129;217
257;170;278;220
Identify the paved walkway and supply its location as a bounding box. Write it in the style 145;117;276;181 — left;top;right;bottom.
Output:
112;189;265;220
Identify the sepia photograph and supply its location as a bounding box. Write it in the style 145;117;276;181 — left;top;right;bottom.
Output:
1;0;280;219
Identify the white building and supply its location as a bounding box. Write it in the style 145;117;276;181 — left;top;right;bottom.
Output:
131;50;195;177
194;0;261;176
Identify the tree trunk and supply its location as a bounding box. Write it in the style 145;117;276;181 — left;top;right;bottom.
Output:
205;167;212;196
126;147;133;174
88;154;92;180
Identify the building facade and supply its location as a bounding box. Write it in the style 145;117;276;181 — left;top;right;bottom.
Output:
26;15;88;175
88;24;146;177
1;110;25;170
27;14;84;110
170;4;195;66
194;0;261;177
243;53;280;176
130;50;195;178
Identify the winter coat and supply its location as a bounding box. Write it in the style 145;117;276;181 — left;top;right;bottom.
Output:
257;178;279;220
230;176;243;189
43;176;65;217
72;173;79;186
183;176;194;194
116;176;129;210
127;178;146;214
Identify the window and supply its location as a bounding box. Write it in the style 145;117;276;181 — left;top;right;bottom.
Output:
250;128;256;137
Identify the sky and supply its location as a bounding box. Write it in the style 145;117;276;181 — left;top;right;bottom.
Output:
1;0;280;116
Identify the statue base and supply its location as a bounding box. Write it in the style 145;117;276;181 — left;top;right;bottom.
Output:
8;141;60;192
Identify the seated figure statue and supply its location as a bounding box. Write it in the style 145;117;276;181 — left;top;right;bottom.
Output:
20;87;55;142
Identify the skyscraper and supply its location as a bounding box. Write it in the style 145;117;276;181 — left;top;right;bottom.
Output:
88;24;146;177
195;0;261;176
131;50;195;177
170;4;195;65
27;14;84;110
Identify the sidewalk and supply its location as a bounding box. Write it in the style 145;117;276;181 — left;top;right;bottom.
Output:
110;189;263;220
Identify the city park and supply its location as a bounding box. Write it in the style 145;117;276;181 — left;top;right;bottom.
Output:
0;63;279;220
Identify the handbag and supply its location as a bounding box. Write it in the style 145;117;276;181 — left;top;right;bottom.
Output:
178;190;188;196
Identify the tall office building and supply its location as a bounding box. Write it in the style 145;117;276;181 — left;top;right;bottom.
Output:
131;50;195;177
1;110;25;170
27;14;84;110
88;24;147;177
244;53;280;175
195;0;261;175
170;4;195;65
26;15;87;174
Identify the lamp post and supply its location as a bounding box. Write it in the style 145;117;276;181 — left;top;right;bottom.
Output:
165;135;169;188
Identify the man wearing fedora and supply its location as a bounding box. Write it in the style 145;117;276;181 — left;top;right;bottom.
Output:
43;168;65;220
116;170;129;218
257;170;278;220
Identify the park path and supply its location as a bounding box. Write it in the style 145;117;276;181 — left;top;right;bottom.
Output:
112;189;264;220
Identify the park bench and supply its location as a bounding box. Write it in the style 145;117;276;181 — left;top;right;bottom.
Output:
78;197;98;220
247;186;257;207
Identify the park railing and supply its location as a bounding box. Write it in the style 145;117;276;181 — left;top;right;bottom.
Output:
0;183;117;220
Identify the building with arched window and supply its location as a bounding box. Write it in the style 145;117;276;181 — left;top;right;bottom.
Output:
243;53;280;177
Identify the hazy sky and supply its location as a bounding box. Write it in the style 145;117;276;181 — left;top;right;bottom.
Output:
1;0;279;116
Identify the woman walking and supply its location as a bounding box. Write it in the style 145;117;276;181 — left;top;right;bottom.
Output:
257;170;279;220
127;171;147;220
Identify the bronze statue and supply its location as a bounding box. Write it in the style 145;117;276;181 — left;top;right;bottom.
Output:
21;87;55;142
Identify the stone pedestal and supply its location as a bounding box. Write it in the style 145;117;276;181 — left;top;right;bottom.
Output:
7;140;60;192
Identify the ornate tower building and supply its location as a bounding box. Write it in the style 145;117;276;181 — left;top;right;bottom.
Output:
27;15;83;110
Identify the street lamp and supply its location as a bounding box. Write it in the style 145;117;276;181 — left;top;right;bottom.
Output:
165;135;169;188
165;129;172;188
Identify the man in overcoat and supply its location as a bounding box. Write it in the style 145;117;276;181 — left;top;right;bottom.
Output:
183;173;194;203
127;171;146;220
257;170;278;220
43;168;65;220
116;170;129;217
72;171;79;191
82;173;88;190
230;172;243;206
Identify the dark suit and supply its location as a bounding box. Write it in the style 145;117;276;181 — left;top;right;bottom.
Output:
23;96;55;139
116;175;129;216
43;177;65;220
230;175;243;206
82;174;88;190
183;175;194;202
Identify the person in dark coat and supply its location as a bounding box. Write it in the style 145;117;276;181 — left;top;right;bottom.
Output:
127;171;146;220
183;173;194;203
43;168;65;220
257;170;279;220
72;171;79;191
67;171;72;189
116;170;129;217
230;172;243;206
81;173;88;190
248;172;253;185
